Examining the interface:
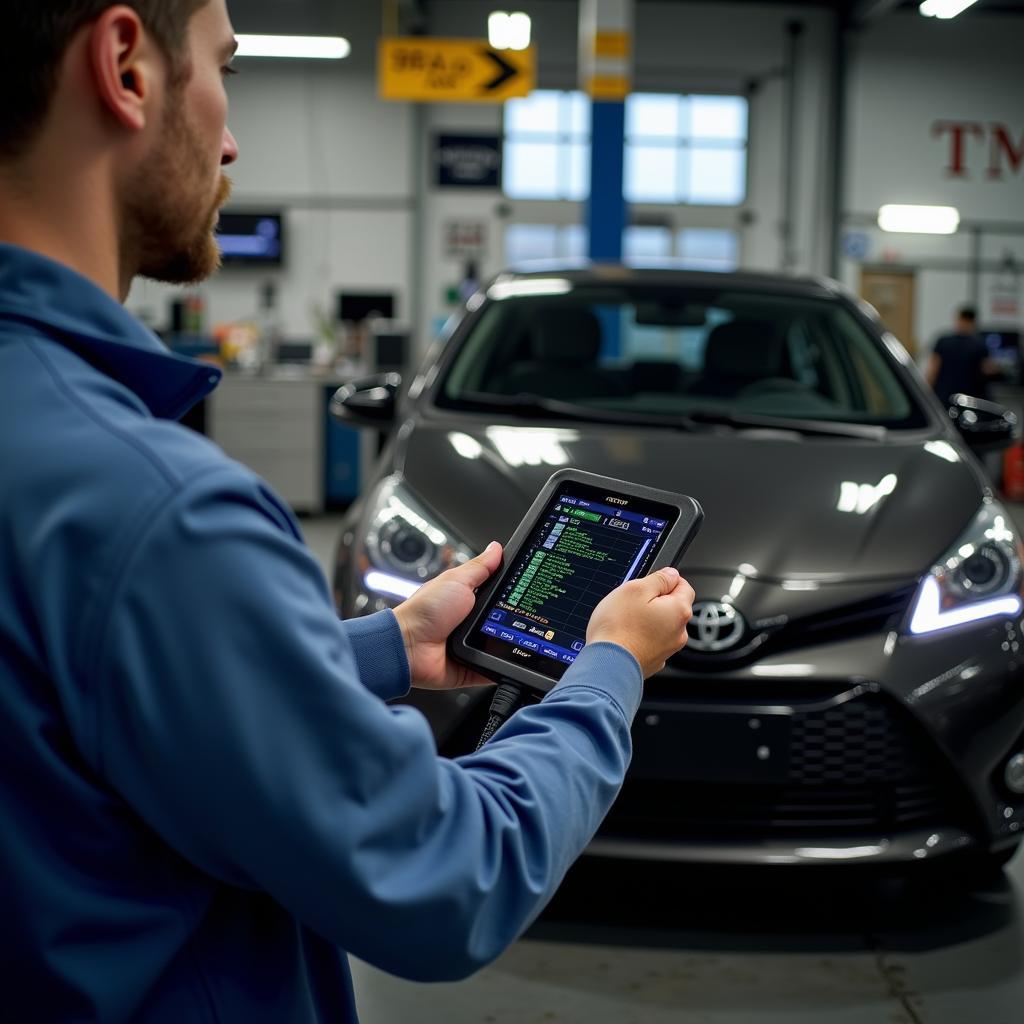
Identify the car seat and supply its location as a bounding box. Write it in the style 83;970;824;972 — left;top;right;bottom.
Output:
691;319;789;398
496;306;627;400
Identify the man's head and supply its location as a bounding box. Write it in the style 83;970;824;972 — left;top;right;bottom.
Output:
956;306;978;334
0;1;238;290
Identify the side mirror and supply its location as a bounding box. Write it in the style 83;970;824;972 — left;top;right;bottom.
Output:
330;373;401;428
948;393;1018;453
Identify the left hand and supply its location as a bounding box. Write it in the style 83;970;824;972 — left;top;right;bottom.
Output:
392;541;503;689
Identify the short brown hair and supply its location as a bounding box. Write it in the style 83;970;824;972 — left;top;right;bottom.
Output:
0;1;208;158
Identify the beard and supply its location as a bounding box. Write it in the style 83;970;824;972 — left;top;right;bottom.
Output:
123;100;232;286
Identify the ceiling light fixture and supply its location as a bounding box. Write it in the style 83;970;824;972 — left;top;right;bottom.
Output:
235;34;352;60
878;204;960;234
919;0;981;18
488;11;532;50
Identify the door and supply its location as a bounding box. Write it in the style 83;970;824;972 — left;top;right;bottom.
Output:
860;268;917;357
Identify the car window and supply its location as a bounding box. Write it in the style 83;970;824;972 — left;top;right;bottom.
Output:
438;283;926;429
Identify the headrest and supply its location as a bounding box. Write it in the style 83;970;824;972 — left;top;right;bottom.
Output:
529;306;602;363
704;319;782;378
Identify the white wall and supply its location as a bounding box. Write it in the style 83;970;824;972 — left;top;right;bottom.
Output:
840;10;1024;358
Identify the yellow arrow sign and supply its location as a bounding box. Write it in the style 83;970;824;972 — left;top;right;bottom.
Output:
379;38;535;103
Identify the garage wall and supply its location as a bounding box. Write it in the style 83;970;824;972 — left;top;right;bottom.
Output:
840;10;1024;359
128;0;843;359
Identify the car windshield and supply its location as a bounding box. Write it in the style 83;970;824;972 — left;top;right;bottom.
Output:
438;281;927;431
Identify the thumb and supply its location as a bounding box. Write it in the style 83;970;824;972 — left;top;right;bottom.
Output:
633;566;680;600
446;541;502;589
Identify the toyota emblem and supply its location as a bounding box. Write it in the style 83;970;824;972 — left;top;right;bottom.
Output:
687;601;747;652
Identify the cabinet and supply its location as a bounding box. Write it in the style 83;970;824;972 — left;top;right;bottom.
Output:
207;375;327;512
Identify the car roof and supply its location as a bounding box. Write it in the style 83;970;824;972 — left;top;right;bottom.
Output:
495;261;843;299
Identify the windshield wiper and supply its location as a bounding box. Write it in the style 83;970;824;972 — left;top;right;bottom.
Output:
681;408;887;440
457;391;693;429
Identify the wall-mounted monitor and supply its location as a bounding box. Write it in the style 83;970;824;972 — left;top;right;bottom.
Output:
337;292;396;323
215;211;284;266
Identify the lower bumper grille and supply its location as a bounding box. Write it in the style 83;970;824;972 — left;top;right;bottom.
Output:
599;688;978;843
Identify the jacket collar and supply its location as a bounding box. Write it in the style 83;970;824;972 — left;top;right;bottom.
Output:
0;243;220;420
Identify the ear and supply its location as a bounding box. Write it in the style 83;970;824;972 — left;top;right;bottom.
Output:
88;6;159;133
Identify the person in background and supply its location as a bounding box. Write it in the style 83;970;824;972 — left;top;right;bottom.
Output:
926;305;1000;408
0;2;695;1022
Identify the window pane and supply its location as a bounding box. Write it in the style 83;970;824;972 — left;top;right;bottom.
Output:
565;91;591;137
688;147;746;205
691;95;748;142
562;225;588;260
626;93;680;139
505;224;559;264
625;144;679;203
677;228;740;270
624;226;673;261
506;90;561;136
565;142;591;201
504;141;560;199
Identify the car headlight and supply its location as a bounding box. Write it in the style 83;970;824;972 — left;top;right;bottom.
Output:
359;475;472;604
908;498;1024;635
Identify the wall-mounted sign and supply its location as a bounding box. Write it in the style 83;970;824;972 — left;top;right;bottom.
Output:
932;121;1024;180
444;220;488;259
435;134;502;188
379;38;535;103
841;231;871;261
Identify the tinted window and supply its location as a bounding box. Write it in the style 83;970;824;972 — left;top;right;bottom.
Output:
439;283;925;429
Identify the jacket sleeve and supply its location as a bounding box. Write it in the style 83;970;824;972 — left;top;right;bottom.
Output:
341;610;411;702
88;468;642;982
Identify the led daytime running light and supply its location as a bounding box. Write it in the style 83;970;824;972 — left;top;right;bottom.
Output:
909;575;1022;635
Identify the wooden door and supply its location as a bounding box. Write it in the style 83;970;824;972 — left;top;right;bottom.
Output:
860;268;917;356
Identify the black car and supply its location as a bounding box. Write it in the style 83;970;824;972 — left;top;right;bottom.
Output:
332;265;1024;871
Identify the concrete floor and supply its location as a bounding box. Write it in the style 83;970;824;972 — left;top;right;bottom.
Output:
300;511;1024;1024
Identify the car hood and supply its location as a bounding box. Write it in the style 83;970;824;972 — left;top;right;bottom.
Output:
394;417;985;583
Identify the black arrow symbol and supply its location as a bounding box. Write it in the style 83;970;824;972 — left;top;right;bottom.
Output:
481;48;519;92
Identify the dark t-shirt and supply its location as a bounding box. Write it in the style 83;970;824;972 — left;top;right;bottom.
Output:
932;331;989;407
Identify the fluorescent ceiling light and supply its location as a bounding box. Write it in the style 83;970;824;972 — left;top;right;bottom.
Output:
919;0;980;18
235;34;351;60
878;204;960;235
488;11;532;50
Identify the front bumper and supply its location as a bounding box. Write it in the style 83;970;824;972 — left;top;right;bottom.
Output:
591;621;1024;865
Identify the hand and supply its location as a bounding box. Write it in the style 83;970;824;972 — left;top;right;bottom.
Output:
586;567;695;678
392;542;503;690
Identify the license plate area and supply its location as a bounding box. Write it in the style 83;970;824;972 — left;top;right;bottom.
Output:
630;704;792;784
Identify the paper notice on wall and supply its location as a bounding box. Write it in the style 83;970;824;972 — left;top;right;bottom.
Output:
989;260;1021;321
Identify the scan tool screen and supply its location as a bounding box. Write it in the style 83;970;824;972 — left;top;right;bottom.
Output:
466;480;680;682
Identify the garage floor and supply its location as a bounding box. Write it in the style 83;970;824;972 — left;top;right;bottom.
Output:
301;512;1024;1024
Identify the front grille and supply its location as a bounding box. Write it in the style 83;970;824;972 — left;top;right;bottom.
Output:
600;690;978;842
672;584;917;672
789;697;920;785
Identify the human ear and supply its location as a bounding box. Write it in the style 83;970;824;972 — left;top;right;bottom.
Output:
89;6;156;133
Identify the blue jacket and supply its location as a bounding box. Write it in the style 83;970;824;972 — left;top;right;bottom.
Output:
0;244;643;1022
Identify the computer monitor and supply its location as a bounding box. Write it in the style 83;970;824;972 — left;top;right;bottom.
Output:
215;212;284;266
983;329;1021;380
337;292;396;323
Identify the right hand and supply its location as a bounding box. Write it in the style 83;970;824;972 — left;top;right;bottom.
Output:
586;567;695;678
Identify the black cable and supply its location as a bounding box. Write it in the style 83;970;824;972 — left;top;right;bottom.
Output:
475;681;525;750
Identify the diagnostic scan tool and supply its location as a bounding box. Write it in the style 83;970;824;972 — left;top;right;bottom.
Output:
450;470;703;696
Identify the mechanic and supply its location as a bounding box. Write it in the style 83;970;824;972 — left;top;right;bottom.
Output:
925;304;999;408
0;2;695;1021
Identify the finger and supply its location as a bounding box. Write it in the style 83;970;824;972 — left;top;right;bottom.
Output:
445;541;502;590
634;565;680;600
